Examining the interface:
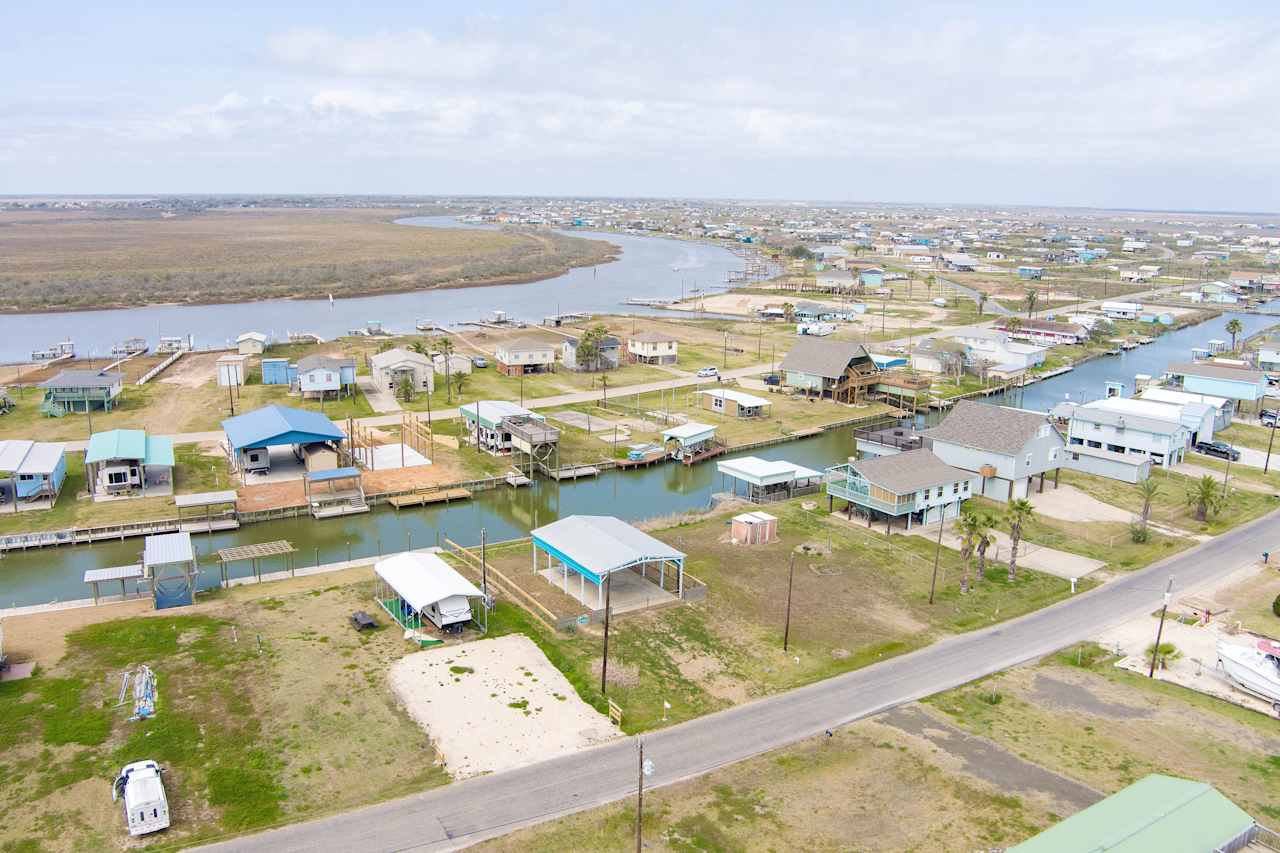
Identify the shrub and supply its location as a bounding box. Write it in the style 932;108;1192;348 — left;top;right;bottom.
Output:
1272;593;1280;618
1129;521;1150;543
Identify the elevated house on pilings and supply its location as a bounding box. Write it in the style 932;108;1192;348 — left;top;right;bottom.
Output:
779;338;881;403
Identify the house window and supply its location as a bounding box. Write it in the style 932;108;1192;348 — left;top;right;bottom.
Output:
951;483;959;494
107;471;128;485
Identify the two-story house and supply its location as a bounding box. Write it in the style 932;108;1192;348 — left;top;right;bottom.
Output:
38;369;124;414
923;400;1065;501
1053;397;1191;469
826;448;975;531
562;334;621;371
626;332;679;365
779;338;880;403
495;338;557;376
913;331;1046;378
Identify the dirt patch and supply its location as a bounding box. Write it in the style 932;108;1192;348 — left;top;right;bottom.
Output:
590;658;640;688
392;635;620;778
878;705;1102;812
673;650;752;703
1030;672;1153;720
158;351;221;389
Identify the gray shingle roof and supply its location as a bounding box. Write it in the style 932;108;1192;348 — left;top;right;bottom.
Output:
779;338;871;378
1166;362;1265;383
924;399;1055;456
39;369;123;389
850;449;972;494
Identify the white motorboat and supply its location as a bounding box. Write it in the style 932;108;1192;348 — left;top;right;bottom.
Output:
1216;638;1280;712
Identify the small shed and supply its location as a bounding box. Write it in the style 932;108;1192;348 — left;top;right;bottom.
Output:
236;332;267;355
260;358;291;386
216;354;249;387
731;511;777;545
373;552;484;632
700;388;771;418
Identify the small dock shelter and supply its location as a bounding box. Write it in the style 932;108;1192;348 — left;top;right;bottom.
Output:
661;421;719;463
716;456;823;503
531;515;686;610
700;388;771;418
303;466;368;518
374;551;485;632
174;490;240;533
0;440;67;511
143;532;199;610
84;429;174;499
221;404;346;476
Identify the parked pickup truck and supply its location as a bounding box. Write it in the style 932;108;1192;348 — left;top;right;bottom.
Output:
1194;441;1240;462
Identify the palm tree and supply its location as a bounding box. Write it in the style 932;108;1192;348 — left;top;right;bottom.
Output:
781;302;796;322
1185;474;1224;522
1024;288;1040;318
976;291;988;316
1004;498;1035;582
924;274;936;297
955;511;980;594
1137;478;1161;532
1005;316;1023;335
437;337;455;403
1225;317;1243;352
973;513;995;582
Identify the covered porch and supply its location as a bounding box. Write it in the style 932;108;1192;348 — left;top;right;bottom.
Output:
304;466;368;519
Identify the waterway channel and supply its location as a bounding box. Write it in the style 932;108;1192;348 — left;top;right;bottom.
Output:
0;217;743;363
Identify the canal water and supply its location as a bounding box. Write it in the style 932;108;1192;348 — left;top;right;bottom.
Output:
0;217;743;363
0;430;858;608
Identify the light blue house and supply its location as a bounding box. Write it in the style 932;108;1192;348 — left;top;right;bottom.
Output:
1166;362;1269;407
295;355;357;399
826;448;974;531
0;439;67;509
1017;265;1044;280
859;267;885;288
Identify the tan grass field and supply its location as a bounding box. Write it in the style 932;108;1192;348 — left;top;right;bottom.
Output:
0;208;616;312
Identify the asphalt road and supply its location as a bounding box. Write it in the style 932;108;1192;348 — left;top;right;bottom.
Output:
203;506;1280;853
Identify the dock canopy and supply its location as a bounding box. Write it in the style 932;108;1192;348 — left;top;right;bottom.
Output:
221;405;345;452
716;456;823;503
661;421;716;447
85;429;174;466
143;531;194;567
531;515;686;606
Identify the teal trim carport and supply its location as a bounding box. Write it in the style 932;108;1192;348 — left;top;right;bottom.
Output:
530;515;686;609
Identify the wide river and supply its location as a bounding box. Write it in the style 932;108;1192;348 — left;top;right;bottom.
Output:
0;217;1275;608
0;216;742;363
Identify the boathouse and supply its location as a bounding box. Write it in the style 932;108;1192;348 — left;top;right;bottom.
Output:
661;421;719;463
716;456;823;503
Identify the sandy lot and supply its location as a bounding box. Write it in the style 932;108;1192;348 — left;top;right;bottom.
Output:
389;634;620;778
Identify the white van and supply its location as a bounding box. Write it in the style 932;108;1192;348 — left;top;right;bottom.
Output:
113;760;170;836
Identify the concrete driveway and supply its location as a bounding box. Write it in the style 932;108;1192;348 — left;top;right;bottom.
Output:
907;522;1105;580
357;375;402;414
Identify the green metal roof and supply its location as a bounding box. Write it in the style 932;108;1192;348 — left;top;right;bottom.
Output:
85;430;174;467
1010;775;1255;853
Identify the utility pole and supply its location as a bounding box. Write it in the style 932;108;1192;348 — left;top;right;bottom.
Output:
1223;443;1234;498
600;572;613;694
1149;577;1174;678
722;330;728;369
1266;420;1276;474
783;553;795;652
635;738;650;853
228;382;235;416
928;504;948;605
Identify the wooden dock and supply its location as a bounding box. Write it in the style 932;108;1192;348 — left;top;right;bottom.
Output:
387;488;472;509
544;464;601;481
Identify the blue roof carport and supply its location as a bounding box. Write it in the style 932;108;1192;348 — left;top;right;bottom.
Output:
530;515;686;609
221;405;346;452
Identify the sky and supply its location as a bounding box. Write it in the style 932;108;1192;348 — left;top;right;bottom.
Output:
2;2;1278;211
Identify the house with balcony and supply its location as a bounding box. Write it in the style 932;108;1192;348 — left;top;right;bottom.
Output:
38;369;124;414
826;448;974;531
1053;397;1191;469
912;330;1046;378
626;331;679;365
459;401;550;455
294;355;357;400
495;338;557;376
779;338;880;403
923;400;1064;501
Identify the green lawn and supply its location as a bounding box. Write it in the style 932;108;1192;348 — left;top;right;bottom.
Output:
1059;468;1279;535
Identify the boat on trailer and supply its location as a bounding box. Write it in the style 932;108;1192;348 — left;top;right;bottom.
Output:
1217;637;1280;713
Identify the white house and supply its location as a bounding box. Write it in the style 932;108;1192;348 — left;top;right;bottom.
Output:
1101;301;1142;320
627;331;679;365
924;400;1065;501
1138;386;1232;435
369;348;434;393
295;355;356;399
432;353;473;376
236;332;267;355
495;338;556;376
1054;397;1191;468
